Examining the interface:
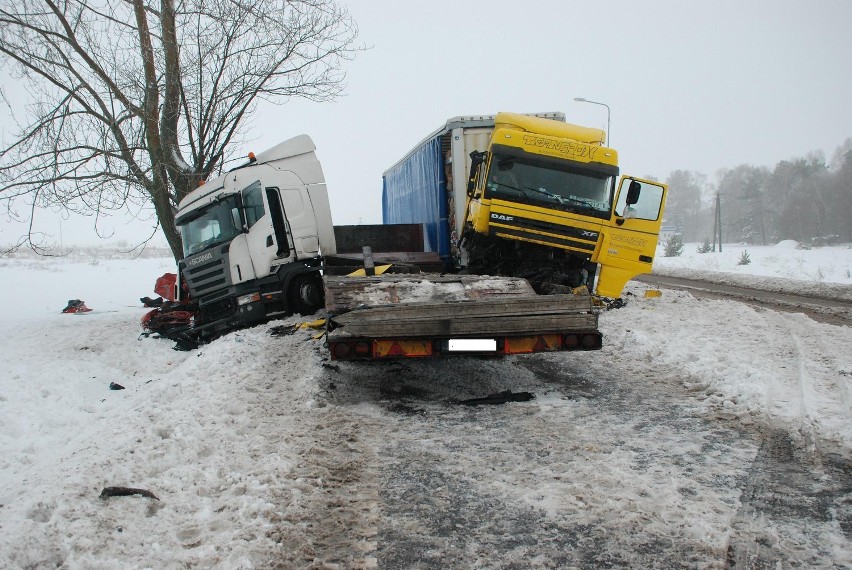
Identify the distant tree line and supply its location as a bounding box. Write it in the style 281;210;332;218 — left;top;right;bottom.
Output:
662;139;852;246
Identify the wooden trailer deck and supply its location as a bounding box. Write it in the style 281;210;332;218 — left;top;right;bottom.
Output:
324;275;601;359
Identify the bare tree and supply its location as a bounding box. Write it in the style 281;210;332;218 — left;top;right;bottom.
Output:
0;0;359;260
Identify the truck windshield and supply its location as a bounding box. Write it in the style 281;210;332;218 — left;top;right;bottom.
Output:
179;195;244;257
485;154;614;218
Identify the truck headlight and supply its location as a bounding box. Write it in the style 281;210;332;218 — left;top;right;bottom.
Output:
237;292;261;306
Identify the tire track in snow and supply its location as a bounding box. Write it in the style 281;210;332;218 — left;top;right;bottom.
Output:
756;308;852;454
567;335;852;569
637;273;852;326
656;307;852;568
246;341;382;569
301;343;850;569
723;425;852;568
765;312;818;453
270;405;381;569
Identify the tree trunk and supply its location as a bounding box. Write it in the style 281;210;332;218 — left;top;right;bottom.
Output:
150;182;183;262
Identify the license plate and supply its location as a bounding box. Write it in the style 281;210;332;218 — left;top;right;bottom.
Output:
447;339;497;352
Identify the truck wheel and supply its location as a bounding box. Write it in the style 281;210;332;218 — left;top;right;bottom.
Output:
289;273;324;316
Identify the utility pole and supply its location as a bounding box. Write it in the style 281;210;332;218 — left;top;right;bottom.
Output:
712;193;722;252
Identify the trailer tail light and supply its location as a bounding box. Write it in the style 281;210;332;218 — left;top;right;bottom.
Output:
562;333;602;350
580;333;602;350
331;332;601;360
563;334;580;349
332;342;351;360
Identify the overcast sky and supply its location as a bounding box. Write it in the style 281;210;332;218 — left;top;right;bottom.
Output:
2;0;851;246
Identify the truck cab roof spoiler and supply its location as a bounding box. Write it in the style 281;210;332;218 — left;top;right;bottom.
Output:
383;112;566;175
176;134;320;215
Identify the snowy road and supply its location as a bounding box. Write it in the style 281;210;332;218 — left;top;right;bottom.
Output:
639;273;852;326
292;332;850;568
249;281;852;568
1;255;850;568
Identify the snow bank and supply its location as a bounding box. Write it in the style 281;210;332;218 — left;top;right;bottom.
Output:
656;241;852;284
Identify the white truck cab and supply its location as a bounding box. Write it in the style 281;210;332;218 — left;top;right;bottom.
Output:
175;135;336;336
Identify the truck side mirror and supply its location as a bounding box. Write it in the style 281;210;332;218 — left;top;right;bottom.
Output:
626;180;642;206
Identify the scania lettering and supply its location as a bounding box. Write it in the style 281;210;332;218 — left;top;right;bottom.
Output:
187;252;214;266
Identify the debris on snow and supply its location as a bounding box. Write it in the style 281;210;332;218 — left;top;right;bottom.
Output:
99;487;159;500
460;390;535;406
61;299;92;314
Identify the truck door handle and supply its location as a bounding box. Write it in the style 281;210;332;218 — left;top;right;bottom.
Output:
266;235;274;247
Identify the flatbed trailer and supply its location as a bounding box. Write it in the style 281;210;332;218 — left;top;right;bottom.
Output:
324;274;601;360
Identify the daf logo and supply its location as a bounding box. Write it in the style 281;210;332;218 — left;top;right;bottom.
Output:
188;251;214;266
491;214;514;222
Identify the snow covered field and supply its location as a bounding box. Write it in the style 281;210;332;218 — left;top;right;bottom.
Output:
653;240;852;300
0;242;850;568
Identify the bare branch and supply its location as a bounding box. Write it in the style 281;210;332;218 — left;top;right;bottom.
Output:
1;0;362;260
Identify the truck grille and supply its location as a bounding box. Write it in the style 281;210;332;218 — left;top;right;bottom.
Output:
181;255;231;301
489;215;598;253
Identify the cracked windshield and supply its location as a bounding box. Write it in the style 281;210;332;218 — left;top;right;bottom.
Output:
486;155;613;216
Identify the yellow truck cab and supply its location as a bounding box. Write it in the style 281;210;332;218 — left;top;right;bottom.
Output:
462;112;668;297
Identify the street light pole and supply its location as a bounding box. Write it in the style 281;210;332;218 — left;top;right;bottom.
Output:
573;97;611;146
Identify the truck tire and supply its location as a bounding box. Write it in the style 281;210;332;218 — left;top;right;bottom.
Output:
289;273;324;316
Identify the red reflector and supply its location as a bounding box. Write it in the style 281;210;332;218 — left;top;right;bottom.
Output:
533;336;549;352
